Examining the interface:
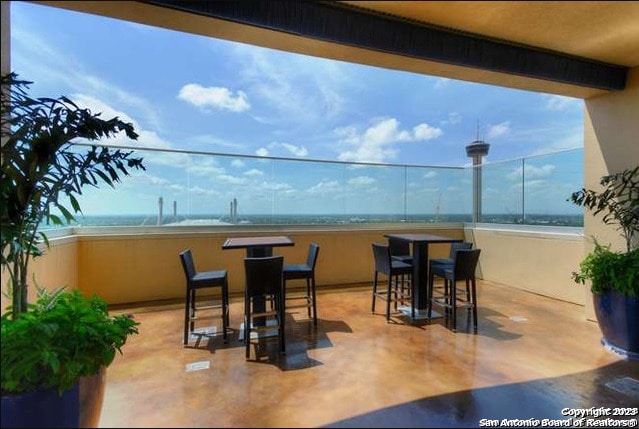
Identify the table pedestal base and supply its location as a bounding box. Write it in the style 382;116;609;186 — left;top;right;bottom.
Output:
397;305;445;320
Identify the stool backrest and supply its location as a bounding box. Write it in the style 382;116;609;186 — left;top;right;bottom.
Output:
388;238;410;257
306;242;320;271
179;249;196;281
449;242;473;258
244;256;284;298
372;242;392;274
453;249;481;279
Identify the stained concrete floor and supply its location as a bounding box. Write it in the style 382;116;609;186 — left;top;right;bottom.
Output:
102;281;639;428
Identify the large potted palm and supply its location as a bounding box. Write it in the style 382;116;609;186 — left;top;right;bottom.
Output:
1;72;146;427
570;166;639;359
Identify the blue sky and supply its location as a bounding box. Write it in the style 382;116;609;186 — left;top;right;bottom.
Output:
10;2;584;218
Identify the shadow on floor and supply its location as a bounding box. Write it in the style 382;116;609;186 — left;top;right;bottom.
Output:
391;306;523;342
188;313;353;370
322;360;639;428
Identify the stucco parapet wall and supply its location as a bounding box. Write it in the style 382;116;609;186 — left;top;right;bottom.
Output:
41;222;466;241
467;223;584;241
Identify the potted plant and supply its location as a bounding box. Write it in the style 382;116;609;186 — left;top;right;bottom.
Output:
1;72;146;427
569;165;639;359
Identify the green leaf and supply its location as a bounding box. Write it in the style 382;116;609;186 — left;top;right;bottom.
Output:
1;72;144;393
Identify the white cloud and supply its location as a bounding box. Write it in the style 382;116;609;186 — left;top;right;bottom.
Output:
244;168;263;176
423;171;438;179
413;123;443;140
189;134;246;151
177;83;250;112
133;173;171;187
167;184;185;193
12;25;164;131
347;176;376;186
216;174;248;185
71;94;171;153
544;94;581;111
250;180;294;194
268;142;309;157
306;179;341;195
189;160;225;177
189;185;219;197
440;112;461;126
231;159;245;168
232;44;347;125
256;148;269;157
487;121;511;139
507;164;556;181
434;78;450;90
336;118;443;163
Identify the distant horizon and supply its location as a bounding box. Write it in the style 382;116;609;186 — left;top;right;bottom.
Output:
40;212;584;230
69;212;584;218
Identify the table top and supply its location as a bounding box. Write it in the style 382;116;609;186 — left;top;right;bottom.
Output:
222;235;295;250
383;233;463;244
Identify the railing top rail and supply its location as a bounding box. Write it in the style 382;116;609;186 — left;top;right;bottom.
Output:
73;142;583;170
479;146;583;167
71;142;466;170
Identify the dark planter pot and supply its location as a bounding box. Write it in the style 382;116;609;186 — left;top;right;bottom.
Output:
593;290;639;360
1;382;79;428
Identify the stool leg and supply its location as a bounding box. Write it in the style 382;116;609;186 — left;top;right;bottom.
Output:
386;276;392;322
410;274;415;320
393;275;399;311
427;271;434;319
222;281;229;343
184;285;191;345
451;276;457;332
372;271;378;313
190;288;196;333
245;296;251;359
279;292;286;354
311;276;318;325
306;278;312;318
471;278;478;333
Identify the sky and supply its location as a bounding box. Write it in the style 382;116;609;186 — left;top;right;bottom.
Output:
9;2;585;218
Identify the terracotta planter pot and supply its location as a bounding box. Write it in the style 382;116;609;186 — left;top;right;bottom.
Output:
79;366;107;428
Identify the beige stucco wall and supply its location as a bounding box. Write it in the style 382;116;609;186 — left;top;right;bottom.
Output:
467;227;585;305
0;235;79;311
3;224;589;310
582;65;639;319
75;226;462;304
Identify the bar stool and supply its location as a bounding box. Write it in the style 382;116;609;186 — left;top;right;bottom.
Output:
429;242;473;299
179;249;229;345
371;242;414;321
428;248;481;332
283;242;320;325
244;255;285;359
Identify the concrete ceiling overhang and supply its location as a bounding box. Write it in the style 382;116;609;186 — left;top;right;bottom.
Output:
32;1;639;99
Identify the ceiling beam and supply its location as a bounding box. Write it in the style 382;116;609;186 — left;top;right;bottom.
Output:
144;0;627;91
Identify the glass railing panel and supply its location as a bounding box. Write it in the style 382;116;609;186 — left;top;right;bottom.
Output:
523;148;583;226
478;148;583;226
406;166;471;223
45;146;189;227
341;163;406;223
271;159;346;224
41;143;583;229
480;158;524;224
203;155;276;225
